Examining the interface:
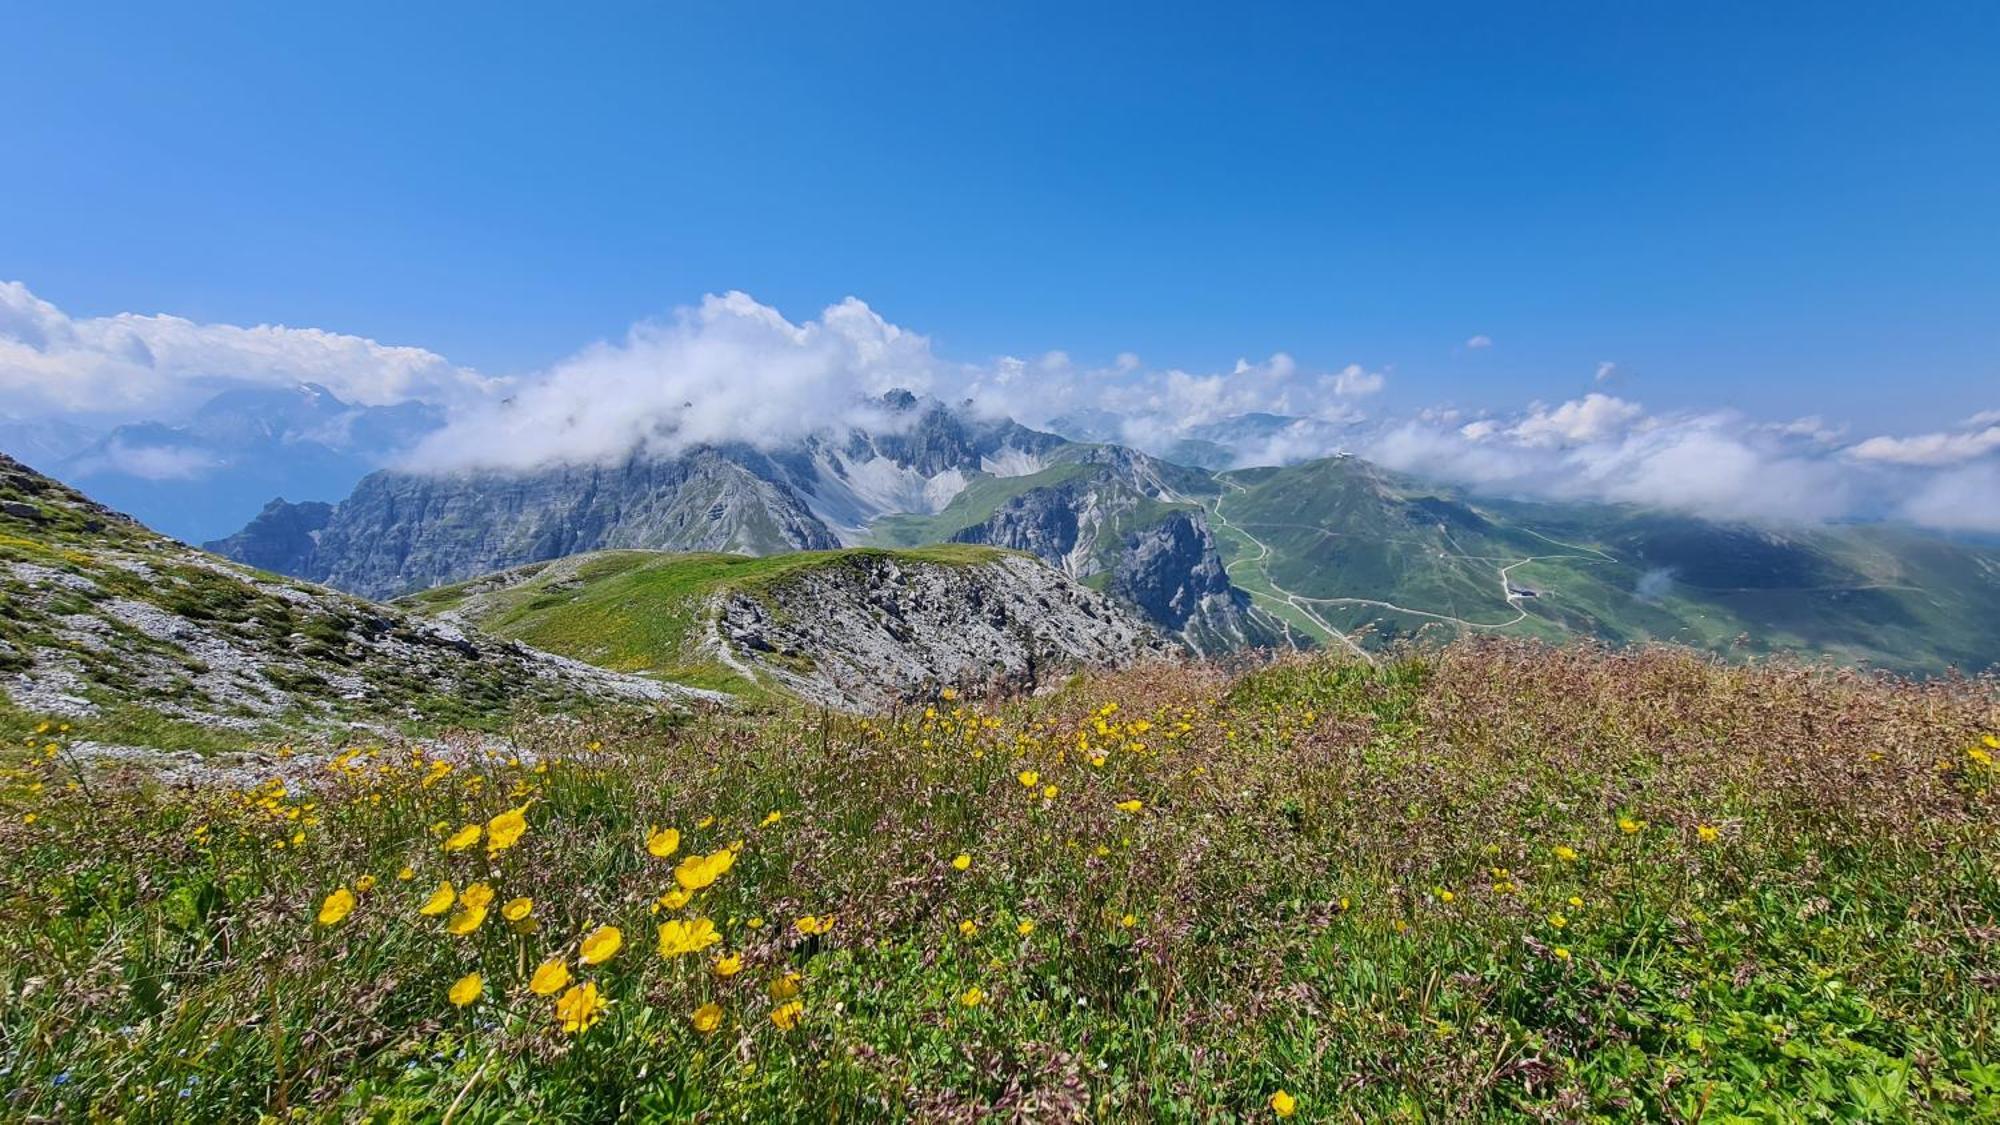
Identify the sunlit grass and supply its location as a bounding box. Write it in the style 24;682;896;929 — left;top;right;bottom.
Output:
2;642;1997;1120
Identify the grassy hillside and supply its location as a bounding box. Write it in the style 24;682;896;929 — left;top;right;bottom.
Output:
3;643;1997;1119
0;455;682;754
1207;456;2000;674
402;545;1013;698
867;463;1093;546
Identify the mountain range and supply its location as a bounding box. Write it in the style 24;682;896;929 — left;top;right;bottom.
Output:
0;450;1160;755
15;390;1994;676
19;383;442;544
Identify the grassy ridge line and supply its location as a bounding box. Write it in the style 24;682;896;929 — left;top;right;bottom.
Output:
2;642;1997;1119
866;462;1092;546
401;545;1016;698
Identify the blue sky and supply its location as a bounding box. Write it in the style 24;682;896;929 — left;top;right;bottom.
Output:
1;1;1996;432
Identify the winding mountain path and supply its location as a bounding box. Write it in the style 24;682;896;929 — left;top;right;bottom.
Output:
1194;479;1616;656
1198;481;1376;663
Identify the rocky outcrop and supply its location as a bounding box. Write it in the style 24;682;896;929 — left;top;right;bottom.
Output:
1106;510;1278;653
209;448;842;599
205;498;332;576
709;552;1165;710
0;454;720;741
951;472;1278;651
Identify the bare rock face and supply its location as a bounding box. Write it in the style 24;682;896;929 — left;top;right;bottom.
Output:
210;449;842;599
1107;510;1272;654
953;472;1282;653
708;552;1167;711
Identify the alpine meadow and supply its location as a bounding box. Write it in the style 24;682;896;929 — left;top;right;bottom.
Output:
4;4;2000;1121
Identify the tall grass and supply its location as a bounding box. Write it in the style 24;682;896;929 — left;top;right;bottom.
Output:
2;640;1996;1120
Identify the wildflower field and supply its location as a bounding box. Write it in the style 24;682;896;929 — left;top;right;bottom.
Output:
4;641;1999;1121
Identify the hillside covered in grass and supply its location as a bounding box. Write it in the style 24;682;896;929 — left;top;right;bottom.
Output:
0;455;706;756
402;545;1162;708
3;642;1997;1119
1205;456;2000;674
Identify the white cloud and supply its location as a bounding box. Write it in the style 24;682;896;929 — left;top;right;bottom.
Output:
0;281;492;422
1848;423;2000;466
956;347;1385;459
1899;464;2000;533
8;280;1998;536
1509;393;1646;447
400;290;1394;473
70;439;218;481
406;292;943;471
1365;401;1923;526
1465;335;1493;350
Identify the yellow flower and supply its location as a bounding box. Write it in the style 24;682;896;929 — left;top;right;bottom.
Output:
397;866;416;882
646;826;680;858
714;952;744;977
1016;919;1035;936
960;986;984;1008
317;887;356;927
554;982;608;1033
418;881;456;916
1696;824;1720;844
959;919;980;939
460;882;496;911
760;810;783;827
657;918;722;957
1552;845;1579;862
691;1001;723;1033
674;849;737;892
354;875;378;893
448;973;482;1007
443;823;482;852
485;806;528;853
1270;1089;1298;1118
951;853;972;871
1115;799;1144;813
579;925;624;965
1017;770;1040;788
502;896;534;922
770;1000;804;1030
768;971;802;1001
446;905;488;935
794;914;836;936
529;957;571;995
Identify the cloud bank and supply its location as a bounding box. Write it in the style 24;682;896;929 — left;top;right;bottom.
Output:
0;281;491;422
405;292;940;471
1365;396;2000;532
2;280;1994;534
